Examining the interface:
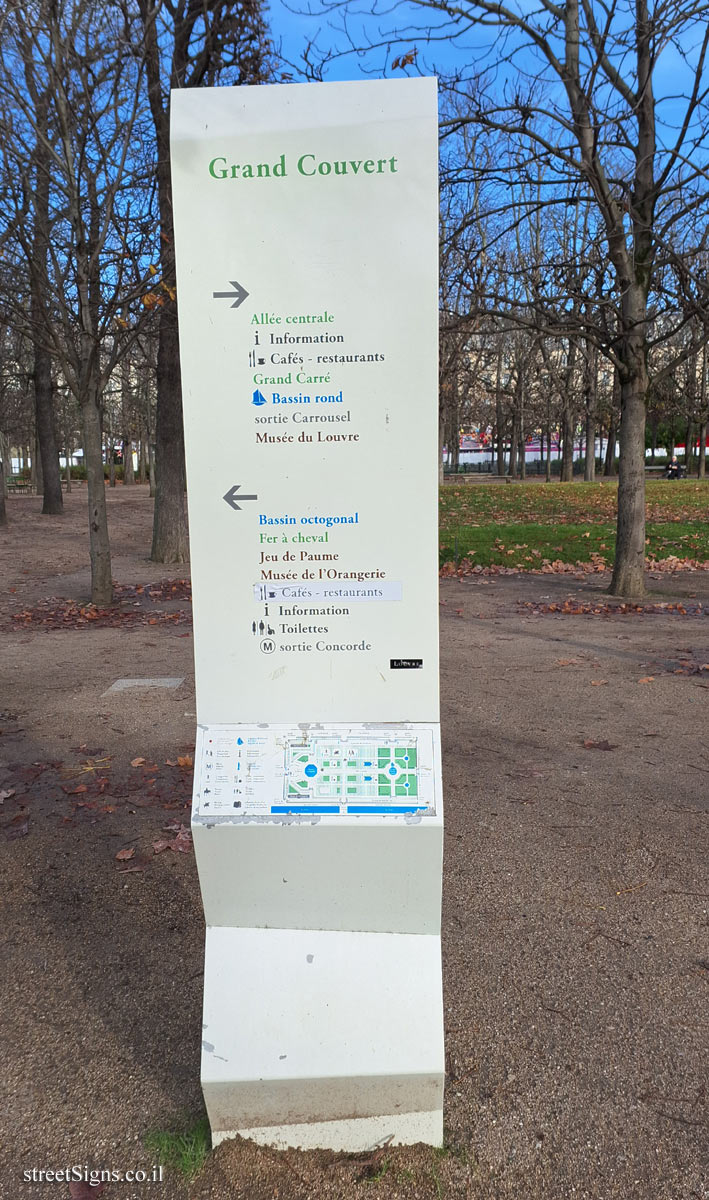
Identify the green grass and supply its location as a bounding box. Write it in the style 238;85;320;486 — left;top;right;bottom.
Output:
439;480;709;569
144;1115;211;1179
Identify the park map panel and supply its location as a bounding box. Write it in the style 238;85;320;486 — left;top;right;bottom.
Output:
192;725;438;818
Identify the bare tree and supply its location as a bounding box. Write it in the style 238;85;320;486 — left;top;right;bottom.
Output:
28;88;64;515
325;0;709;593
0;0;153;603
134;0;273;565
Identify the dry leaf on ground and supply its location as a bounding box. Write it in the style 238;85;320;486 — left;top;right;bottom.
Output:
5;818;29;839
70;1182;105;1199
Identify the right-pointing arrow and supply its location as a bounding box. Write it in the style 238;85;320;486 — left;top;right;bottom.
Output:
213;280;249;308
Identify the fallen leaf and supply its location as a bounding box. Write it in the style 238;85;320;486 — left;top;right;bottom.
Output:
0;788;15;802
61;784;88;795
583;739;618;751
5;818;29;839
115;847;135;861
590;680;608;686
177;755;193;769
70;1182;105;1198
165;759;178;767
638;676;655;684
154;822;193;854
131;756;146;767
117;866;145;874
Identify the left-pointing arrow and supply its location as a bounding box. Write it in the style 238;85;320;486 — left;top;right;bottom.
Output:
223;484;258;510
213;280;249;308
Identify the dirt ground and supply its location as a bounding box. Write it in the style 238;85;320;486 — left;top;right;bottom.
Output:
0;486;707;1200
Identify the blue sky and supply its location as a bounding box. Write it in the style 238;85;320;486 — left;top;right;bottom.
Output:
269;0;476;82
267;0;709;161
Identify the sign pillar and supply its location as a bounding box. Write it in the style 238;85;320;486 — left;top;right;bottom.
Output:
171;78;443;1152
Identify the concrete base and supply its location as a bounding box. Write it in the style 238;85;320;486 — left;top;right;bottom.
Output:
213;1109;443;1151
192;819;443;935
201;926;444;1150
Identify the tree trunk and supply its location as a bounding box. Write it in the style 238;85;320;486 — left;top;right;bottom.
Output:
0;433;9;497
121;358;135;484
138;431;148;483
685;420;693;473
0;454;7;527
82;396;113;606
124;437;135;484
517;375;526;480
63;422;73;493
149;323;189;564
35;361;63;513
34;433;44;495
560;404;574;481
584;409;595;481
509;411;519;477
584;345;597;481
700;346;708;478
146;72;188;561
604;413;617;475
609;347;647;597
148;438;156;497
31;90;63;516
495;346;504;476
448;380;460;472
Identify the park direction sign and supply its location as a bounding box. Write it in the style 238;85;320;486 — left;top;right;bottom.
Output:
171;78;444;1152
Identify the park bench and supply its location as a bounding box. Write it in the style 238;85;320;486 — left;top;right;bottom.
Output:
7;477;32;493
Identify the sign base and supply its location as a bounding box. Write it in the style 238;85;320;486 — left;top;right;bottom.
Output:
201;926;444;1151
212;1111;443;1153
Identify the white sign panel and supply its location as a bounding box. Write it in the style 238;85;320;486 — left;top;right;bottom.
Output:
171;79;439;725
